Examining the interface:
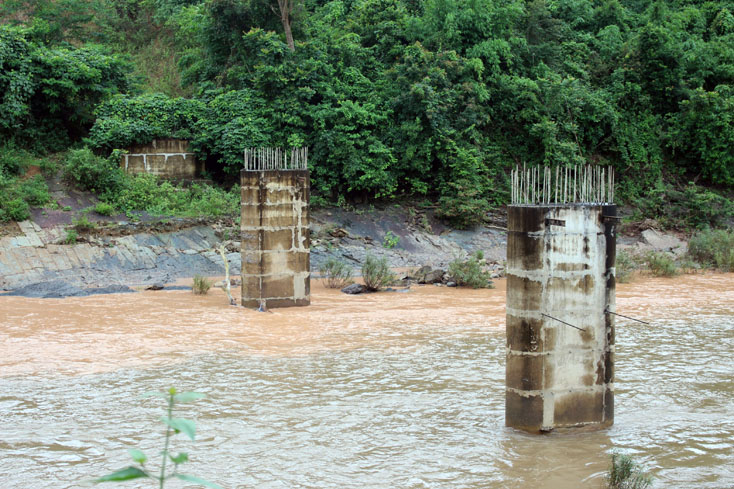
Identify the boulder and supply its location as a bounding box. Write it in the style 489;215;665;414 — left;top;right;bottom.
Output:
419;268;445;284
342;283;367;295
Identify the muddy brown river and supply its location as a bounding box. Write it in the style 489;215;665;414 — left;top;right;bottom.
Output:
1;274;733;488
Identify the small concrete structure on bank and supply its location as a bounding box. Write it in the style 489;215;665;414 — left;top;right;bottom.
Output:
506;166;616;433
120;139;202;179
240;148;310;309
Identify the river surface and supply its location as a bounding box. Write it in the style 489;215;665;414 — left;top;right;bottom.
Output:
0;274;733;488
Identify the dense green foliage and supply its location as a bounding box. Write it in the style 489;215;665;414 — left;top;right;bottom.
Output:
62;148;239;218
2;0;734;227
0;148;52;221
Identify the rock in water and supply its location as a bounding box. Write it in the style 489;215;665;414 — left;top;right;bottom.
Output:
341;283;367;295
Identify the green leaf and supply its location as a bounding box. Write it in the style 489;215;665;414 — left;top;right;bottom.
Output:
170;452;189;464
95;466;149;482
174;392;205;403
141;391;167;398
174;474;223;489
162;417;196;440
127;448;147;464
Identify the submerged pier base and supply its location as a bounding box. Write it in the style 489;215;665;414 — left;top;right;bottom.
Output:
505;204;616;433
240;169;310;309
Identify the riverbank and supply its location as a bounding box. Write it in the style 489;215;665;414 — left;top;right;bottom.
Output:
0;205;694;296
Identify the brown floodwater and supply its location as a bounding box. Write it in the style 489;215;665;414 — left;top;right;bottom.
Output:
0;274;733;488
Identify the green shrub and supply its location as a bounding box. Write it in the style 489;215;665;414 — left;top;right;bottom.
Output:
319;258;354;289
19;175;51;206
615;250;637;284
0;146;33;176
382;231;400;249
65;228;78;244
192;275;211;295
644;251;679;277
362;255;396;291
687;228;734;271
94;202;116;216
63;148;123;195
448;250;494;288
0;198;30;222
605;453;652;489
72;215;96;232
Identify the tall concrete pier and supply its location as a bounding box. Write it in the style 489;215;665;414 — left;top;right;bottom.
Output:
240;148;310;309
506;166;616;433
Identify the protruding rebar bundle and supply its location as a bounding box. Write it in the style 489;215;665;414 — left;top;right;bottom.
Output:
244;147;308;171
511;165;614;205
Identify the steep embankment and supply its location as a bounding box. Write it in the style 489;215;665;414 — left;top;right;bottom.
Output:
0;201;690;295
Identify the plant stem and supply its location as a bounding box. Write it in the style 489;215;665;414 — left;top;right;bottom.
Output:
159;393;175;489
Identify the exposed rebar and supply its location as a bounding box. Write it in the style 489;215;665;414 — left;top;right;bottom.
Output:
511;164;614;205
243;147;308;171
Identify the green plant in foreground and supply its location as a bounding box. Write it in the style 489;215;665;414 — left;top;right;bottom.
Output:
192;275;212;295
605;453;652;489
319;257;354;289
361;255;396;291
93;388;221;488
448;250;494;289
382;231;400;249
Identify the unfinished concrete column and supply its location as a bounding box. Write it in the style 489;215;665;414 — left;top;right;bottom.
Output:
240;148;310;309
506;166;616;433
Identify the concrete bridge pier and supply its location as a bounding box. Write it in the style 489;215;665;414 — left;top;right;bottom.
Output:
240;166;310;309
505;203;616;433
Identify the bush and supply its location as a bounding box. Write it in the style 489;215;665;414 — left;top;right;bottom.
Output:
605;453;652;489
319;258;354;289
65;228;78;244
644;251;679;277
615;250;637;284
63;148;123;195
72;215;96;232
0;198;30;222
688;228;734;272
94;202;115;216
448;250;494;288
361;255;396;291
19;175;51;206
192;275;211;295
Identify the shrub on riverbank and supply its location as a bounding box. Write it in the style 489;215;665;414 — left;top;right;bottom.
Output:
362;255;395;291
688;229;734;272
192;275;211;295
448;251;494;289
643;251;679;277
0;148;52;222
319;258;353;289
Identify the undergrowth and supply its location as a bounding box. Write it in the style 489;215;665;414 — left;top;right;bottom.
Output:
448;250;494;288
688;228;734;272
362;255;395;291
319;258;353;289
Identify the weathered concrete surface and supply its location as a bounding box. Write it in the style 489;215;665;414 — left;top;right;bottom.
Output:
121;139;203;179
505;204;615;433
0;223;238;292
240;170;310;309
